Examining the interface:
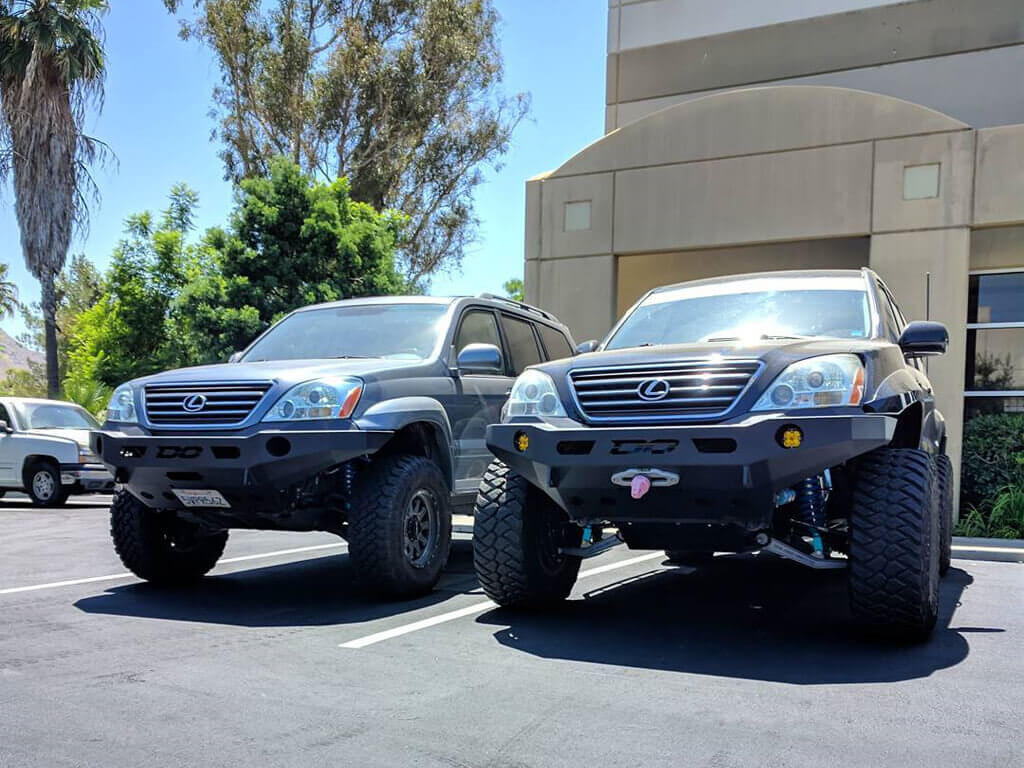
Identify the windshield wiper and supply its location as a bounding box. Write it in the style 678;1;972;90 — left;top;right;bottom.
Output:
704;333;812;342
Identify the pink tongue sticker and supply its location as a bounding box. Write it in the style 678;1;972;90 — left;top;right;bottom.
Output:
631;474;651;499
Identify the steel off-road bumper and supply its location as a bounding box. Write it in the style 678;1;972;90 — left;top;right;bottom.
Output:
91;428;392;515
486;413;895;548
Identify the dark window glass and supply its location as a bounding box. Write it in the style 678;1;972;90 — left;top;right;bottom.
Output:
968;272;1024;323
0;404;11;428
965;328;1024;390
455;310;502;358
502;315;543;375
965;395;1024;420
537;324;574;360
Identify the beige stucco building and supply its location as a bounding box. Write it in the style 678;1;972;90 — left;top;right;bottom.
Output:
525;0;1024;481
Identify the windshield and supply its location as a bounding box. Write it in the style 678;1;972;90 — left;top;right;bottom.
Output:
17;402;100;430
606;278;872;350
241;303;450;362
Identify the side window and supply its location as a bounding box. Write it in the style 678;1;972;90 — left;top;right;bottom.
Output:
0;404;10;428
537;324;574;361
875;282;902;341
501;315;544;375
454;309;503;368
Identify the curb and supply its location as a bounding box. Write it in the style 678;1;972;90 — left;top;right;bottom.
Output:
951;536;1024;564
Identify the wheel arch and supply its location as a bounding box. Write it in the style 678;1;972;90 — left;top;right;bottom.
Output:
21;454;60;487
357;398;455;489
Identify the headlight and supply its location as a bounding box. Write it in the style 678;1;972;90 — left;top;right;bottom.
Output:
79;448;99;464
262;377;363;422
752;354;865;411
106;384;138;424
503;370;567;420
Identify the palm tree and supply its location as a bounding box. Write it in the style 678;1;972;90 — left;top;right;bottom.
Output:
0;0;107;397
0;262;17;318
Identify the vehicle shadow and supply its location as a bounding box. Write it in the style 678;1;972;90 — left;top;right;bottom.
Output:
476;555;979;685
74;540;480;628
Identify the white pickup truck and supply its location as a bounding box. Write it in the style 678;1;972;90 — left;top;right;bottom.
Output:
0;397;114;506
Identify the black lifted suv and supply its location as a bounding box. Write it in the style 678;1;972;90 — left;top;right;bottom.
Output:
473;269;954;639
91;295;575;597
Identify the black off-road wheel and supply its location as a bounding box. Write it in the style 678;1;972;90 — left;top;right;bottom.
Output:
348;454;452;598
934;454;954;577
110;489;228;585
848;448;939;640
664;550;714;567
25;460;69;507
473;460;582;608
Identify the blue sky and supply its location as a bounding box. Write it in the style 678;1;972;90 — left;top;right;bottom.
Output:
0;0;607;339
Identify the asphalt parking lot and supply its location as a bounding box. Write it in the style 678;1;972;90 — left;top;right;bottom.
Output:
1;497;1021;768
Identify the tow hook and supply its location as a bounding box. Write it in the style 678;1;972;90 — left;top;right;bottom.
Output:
610;468;679;499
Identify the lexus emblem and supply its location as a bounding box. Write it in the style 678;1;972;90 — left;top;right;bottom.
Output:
182;394;208;412
636;378;671;401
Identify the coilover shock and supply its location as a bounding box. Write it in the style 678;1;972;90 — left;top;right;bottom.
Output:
796;474;829;558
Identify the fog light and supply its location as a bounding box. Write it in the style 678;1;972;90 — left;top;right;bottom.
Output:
777;425;803;449
514;431;529;452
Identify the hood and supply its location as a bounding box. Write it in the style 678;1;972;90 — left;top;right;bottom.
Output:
131;357;427;389
29;428;91;450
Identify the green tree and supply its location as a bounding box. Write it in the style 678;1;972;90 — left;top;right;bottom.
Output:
0;0;108;397
163;0;527;286
0;262;17;318
178;157;406;361
65;162;405;385
0;364;46;397
65;185;203;387
19;252;103;378
503;277;523;302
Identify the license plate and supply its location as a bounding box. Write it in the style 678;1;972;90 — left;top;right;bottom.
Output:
172;489;231;508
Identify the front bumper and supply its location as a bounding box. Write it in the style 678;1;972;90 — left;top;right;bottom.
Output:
59;463;116;492
91;428;392;513
487;412;895;534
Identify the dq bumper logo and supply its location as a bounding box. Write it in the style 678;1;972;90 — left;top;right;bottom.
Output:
610;439;679;455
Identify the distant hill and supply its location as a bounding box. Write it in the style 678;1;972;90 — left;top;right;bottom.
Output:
0;328;43;377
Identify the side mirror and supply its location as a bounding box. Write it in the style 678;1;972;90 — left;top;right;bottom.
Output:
228;351;243;363
898;321;949;357
575;340;599;355
456;343;504;375
0;419;11;434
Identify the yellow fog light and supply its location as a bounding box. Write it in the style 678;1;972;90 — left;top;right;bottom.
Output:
777;425;803;449
514;431;530;452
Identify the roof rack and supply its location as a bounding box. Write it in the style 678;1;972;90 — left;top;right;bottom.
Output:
477;293;557;322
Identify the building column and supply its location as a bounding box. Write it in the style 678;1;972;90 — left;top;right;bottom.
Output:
869;228;971;509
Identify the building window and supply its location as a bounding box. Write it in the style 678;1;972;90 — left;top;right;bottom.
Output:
564;200;592;232
903;163;940;200
965;270;1024;419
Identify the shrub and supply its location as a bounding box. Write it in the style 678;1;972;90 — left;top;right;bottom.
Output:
960;413;1024;509
956;486;1024;539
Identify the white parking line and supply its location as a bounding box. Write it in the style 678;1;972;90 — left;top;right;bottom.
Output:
951;544;1024;554
0;542;347;596
339;551;666;649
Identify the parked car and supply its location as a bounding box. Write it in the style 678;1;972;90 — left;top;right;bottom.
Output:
0;397;115;506
473;269;953;640
91;294;576;596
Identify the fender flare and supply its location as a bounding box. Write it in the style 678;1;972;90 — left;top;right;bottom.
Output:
355;397;456;487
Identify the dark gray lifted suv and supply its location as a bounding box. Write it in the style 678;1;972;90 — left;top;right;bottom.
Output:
91;294;575;597
473;269;954;639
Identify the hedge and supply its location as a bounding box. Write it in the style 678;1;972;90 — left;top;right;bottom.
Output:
960;413;1024;510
